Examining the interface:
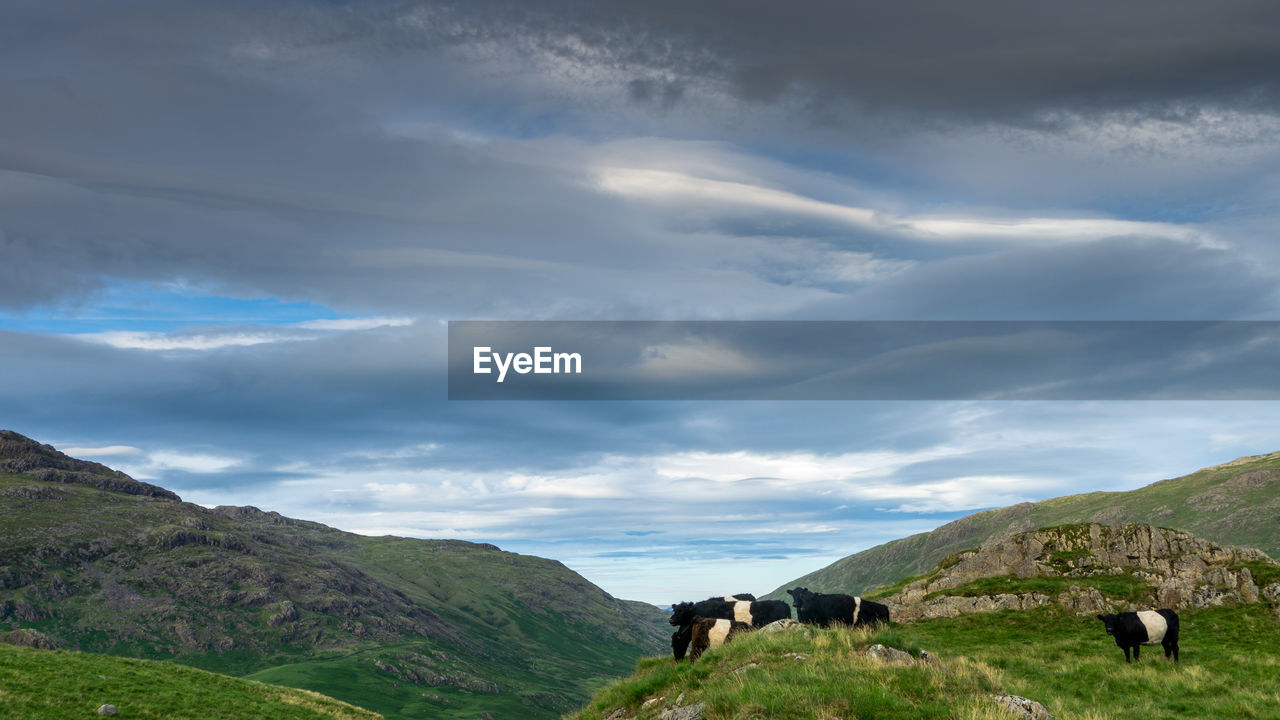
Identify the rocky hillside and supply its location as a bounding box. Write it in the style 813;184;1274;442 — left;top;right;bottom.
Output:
874;523;1280;621
771;450;1280;598
0;430;666;720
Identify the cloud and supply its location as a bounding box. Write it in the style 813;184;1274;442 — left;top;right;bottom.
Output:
597;166;1212;246
72;316;417;351
59;445;143;457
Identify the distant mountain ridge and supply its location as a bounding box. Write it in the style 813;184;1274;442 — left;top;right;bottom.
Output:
770;450;1280;599
0;430;665;720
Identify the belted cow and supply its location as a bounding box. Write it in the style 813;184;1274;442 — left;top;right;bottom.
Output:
1097;609;1180;663
686;616;750;661
668;594;790;659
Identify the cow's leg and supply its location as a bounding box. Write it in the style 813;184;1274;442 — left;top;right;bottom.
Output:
1133;645;1140;661
1123;646;1131;663
1166;640;1179;663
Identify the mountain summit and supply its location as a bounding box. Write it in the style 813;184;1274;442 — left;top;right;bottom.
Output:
0;429;178;500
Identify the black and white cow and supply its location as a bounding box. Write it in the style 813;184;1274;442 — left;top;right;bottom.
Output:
787;587;890;628
668;595;790;659
1097;609;1180;663
669;596;790;630
686;616;750;661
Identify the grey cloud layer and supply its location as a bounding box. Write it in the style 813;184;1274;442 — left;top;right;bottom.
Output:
3;1;1280;317
390;0;1280;117
5;2;1280;601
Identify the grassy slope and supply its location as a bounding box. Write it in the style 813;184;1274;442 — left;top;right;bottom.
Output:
570;605;1280;720
0;459;664;720
770;451;1280;599
0;644;380;720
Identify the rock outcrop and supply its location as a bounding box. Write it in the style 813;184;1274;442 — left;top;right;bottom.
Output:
0;628;58;650
992;694;1054;720
884;523;1279;620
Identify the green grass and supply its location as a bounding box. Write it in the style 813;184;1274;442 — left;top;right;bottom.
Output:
892;604;1280;720
570;605;1280;720
1234;560;1280;588
566;625;1008;720
0;644;380;720
864;571;931;600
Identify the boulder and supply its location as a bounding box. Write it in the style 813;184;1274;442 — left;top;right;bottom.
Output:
865;644;915;665
659;702;705;720
0;628;58;650
992;694;1053;720
267;599;299;626
759;618;802;633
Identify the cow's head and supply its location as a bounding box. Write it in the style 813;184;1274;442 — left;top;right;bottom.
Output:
669;602;696;626
1097;614;1119;635
787;587;813;609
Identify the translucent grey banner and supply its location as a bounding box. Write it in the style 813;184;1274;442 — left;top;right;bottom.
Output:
447;321;1280;400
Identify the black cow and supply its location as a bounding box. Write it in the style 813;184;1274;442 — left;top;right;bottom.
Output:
787;586;890;628
671;621;693;660
1097;609;1180;663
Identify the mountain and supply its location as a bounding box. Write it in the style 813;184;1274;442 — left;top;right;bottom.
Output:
0;642;380;720
770;450;1280;599
0;430;666;720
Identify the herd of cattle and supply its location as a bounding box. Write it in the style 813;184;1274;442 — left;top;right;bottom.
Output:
667;587;891;661
668;587;1181;664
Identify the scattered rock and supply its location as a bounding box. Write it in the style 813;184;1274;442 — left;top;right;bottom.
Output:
779;652;809;661
892;592;1053;621
96;704;118;716
728;661;759;674
918;649;942;668
1261;583;1280;604
992;694;1053;720
641;696;665;709
0;628;57;650
659;702;705;720
13;600;42;622
267;600;299;626
601;708;628;720
1055;586;1109;615
865;644;915;665
759;618;802;633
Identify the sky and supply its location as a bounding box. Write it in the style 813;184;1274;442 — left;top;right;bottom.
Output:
4;1;1280;604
